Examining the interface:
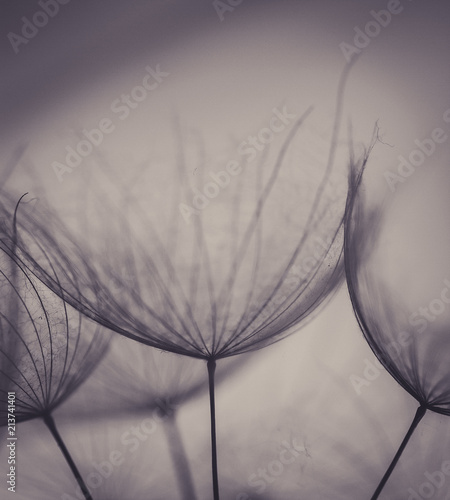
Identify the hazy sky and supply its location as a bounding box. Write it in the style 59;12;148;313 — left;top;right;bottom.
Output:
2;1;450;186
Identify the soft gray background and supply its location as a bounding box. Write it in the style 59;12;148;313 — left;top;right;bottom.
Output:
1;1;450;499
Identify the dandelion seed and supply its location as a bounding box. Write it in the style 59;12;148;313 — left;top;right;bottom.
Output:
4;61;358;499
0;196;110;500
344;138;450;499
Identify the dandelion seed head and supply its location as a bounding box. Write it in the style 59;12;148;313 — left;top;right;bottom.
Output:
2;73;354;363
344;149;450;416
0;213;109;423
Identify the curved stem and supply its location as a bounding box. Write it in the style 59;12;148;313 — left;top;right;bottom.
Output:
162;413;197;500
43;413;93;500
207;358;220;500
370;405;427;500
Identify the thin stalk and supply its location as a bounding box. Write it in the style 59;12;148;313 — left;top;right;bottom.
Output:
43;413;93;500
162;412;197;500
370;405;427;500
207;358;219;500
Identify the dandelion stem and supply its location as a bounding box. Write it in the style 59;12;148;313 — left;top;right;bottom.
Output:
207;358;220;500
43;413;93;500
370;405;427;500
162;412;197;500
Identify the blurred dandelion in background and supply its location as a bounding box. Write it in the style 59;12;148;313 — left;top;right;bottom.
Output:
59;335;248;500
14;418;175;500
